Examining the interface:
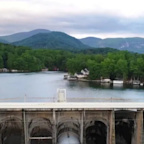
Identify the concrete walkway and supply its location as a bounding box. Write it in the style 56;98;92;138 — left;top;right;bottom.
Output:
0;102;144;109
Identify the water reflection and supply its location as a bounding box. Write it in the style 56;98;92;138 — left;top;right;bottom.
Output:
67;81;89;89
89;82;144;90
66;80;144;102
67;80;144;90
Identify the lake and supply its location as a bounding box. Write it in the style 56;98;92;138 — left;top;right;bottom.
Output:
0;71;143;102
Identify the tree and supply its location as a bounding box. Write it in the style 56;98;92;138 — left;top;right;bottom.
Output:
136;57;144;80
66;54;87;74
87;59;102;80
15;52;44;71
7;53;16;69
0;55;3;68
101;58;116;79
115;59;128;80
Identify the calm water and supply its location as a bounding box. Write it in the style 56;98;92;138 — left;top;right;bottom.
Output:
0;71;144;102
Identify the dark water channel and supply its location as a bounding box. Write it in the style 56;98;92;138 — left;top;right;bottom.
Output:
115;111;135;144
86;121;107;144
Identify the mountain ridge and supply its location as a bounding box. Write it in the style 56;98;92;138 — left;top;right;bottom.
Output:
13;31;89;50
0;29;51;43
0;29;144;53
0;38;8;43
80;37;144;53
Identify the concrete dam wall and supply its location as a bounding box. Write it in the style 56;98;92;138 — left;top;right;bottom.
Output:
0;105;143;144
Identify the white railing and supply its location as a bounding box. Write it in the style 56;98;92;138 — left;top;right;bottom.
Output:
0;96;143;102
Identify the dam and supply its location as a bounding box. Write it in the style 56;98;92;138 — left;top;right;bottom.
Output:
0;102;143;144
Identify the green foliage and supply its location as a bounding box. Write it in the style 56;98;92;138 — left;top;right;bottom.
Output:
0;55;3;68
67;51;144;81
87;60;102;79
0;43;74;72
115;59;128;80
101;58;115;79
79;48;118;55
66;54;88;74
0;43;144;81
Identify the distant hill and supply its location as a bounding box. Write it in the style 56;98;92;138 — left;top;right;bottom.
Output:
0;29;51;43
80;37;102;47
1;29;144;53
80;37;144;53
13;32;89;50
0;38;8;44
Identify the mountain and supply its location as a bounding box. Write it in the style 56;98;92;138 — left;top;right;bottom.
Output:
80;37;144;53
1;29;144;53
0;38;8;44
0;29;51;43
80;37;102;47
13;32;89;50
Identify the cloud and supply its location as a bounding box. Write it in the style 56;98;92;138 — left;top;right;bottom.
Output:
49;14;144;37
1;0;144;18
1;13;144;38
1;0;144;38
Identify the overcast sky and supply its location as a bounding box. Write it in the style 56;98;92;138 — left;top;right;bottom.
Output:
1;0;144;38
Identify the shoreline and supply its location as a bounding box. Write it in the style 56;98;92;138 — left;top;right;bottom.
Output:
68;78;144;86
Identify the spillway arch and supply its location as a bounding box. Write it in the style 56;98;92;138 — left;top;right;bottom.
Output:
28;117;52;136
57;116;80;143
28;117;53;144
85;116;108;128
0;116;23;144
84;117;108;144
0;116;22;129
115;110;135;144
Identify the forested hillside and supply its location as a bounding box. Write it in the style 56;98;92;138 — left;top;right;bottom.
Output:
80;37;144;53
0;38;8;44
0;29;51;43
0;43;144;81
13;32;89;50
1;29;144;53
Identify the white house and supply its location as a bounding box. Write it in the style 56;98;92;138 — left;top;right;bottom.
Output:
81;68;89;75
74;72;86;79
